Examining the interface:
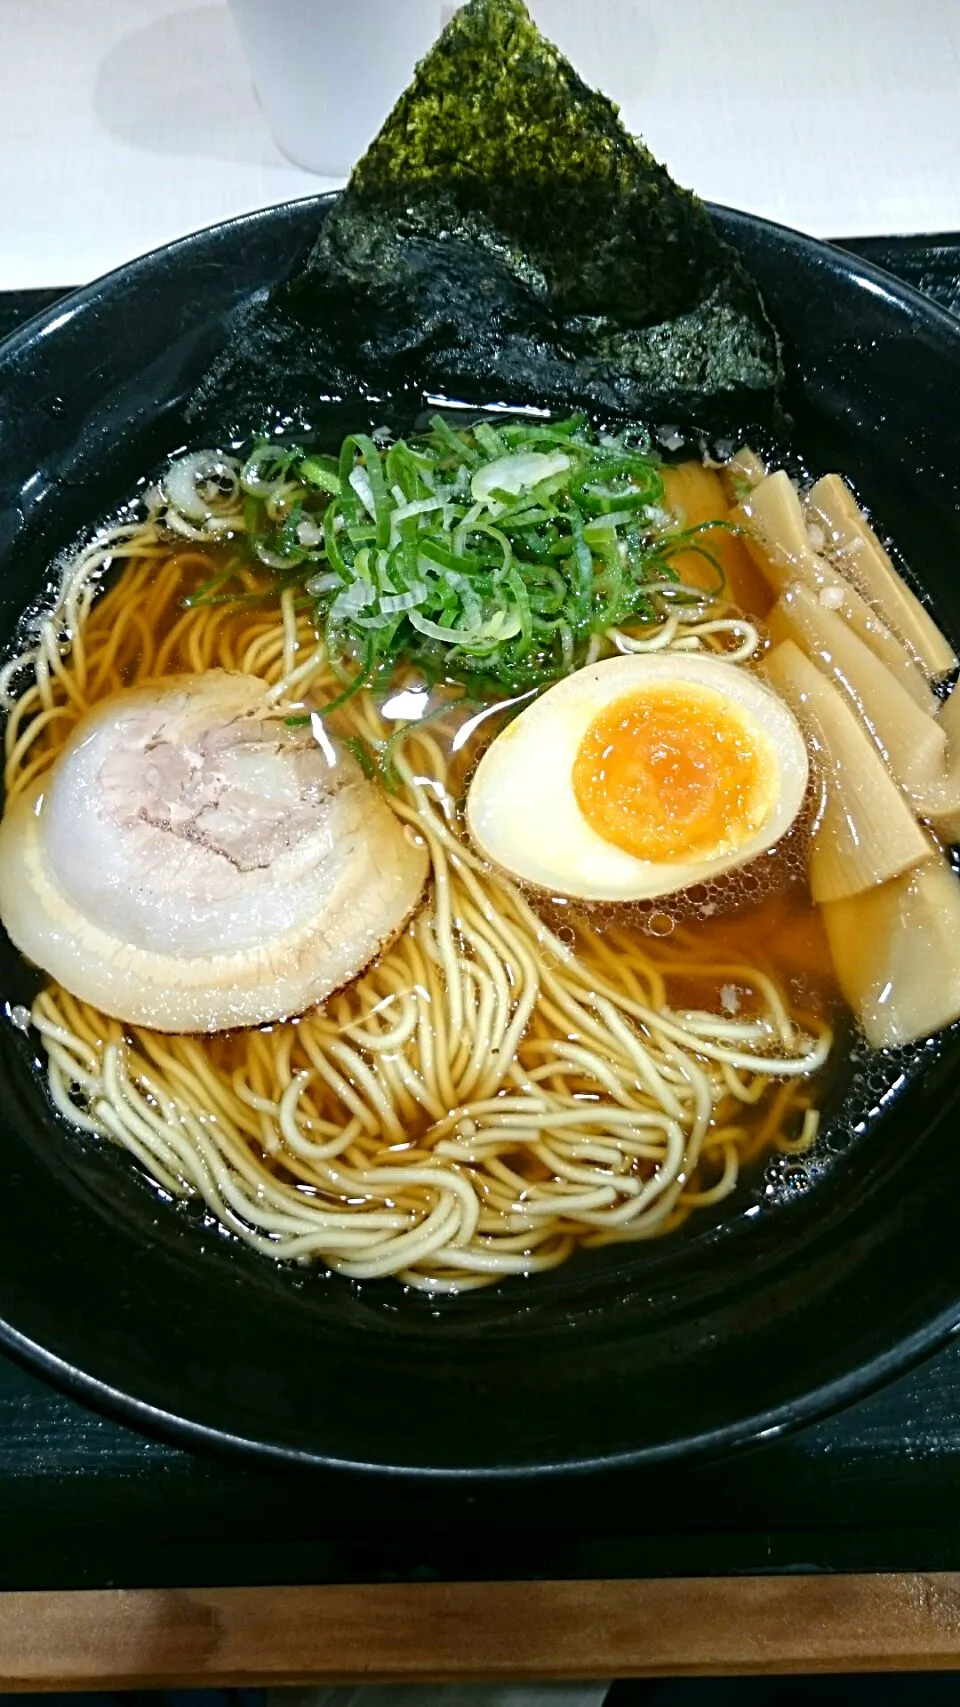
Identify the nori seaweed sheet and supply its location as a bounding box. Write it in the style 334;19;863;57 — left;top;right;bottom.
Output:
190;0;782;439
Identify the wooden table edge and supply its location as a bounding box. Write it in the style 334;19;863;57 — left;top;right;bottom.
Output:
6;1574;960;1687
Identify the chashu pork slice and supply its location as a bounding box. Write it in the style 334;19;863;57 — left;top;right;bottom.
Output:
0;671;428;1032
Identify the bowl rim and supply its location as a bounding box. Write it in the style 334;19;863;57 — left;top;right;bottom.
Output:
2;195;960;1479
5;193;960;368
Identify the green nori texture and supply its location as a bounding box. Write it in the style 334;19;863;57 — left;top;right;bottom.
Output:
190;0;782;438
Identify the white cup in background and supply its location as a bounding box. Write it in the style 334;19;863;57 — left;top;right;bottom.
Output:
226;0;463;177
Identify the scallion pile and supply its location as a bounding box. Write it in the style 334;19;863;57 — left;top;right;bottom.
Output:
160;415;719;703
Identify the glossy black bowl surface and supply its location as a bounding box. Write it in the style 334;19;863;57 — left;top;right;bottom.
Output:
0;198;958;1478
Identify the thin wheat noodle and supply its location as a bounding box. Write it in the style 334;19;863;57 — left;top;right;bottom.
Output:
0;519;833;1288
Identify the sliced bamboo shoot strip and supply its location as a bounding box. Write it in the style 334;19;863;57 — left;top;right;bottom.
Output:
922;688;960;842
767;583;947;802
807;473;956;676
821;854;960;1048
737;472;936;712
719;446;767;501
762;640;932;903
940;685;960;745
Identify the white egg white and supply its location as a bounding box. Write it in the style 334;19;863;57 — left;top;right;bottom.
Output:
466;652;809;902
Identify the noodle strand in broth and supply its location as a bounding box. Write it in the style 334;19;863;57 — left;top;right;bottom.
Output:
2;502;831;1292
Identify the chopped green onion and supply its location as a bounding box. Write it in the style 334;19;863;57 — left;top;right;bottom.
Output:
240;445;302;497
298;456;341;495
428;414;481;467
184;415;723;697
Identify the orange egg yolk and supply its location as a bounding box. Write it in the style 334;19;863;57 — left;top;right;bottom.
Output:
571;684;776;864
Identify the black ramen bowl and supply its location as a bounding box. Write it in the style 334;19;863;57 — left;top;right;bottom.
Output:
0;197;958;1478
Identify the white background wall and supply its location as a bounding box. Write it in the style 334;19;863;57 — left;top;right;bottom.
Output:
1;0;958;289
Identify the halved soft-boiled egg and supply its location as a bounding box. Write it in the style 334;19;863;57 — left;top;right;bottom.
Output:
466;654;809;901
